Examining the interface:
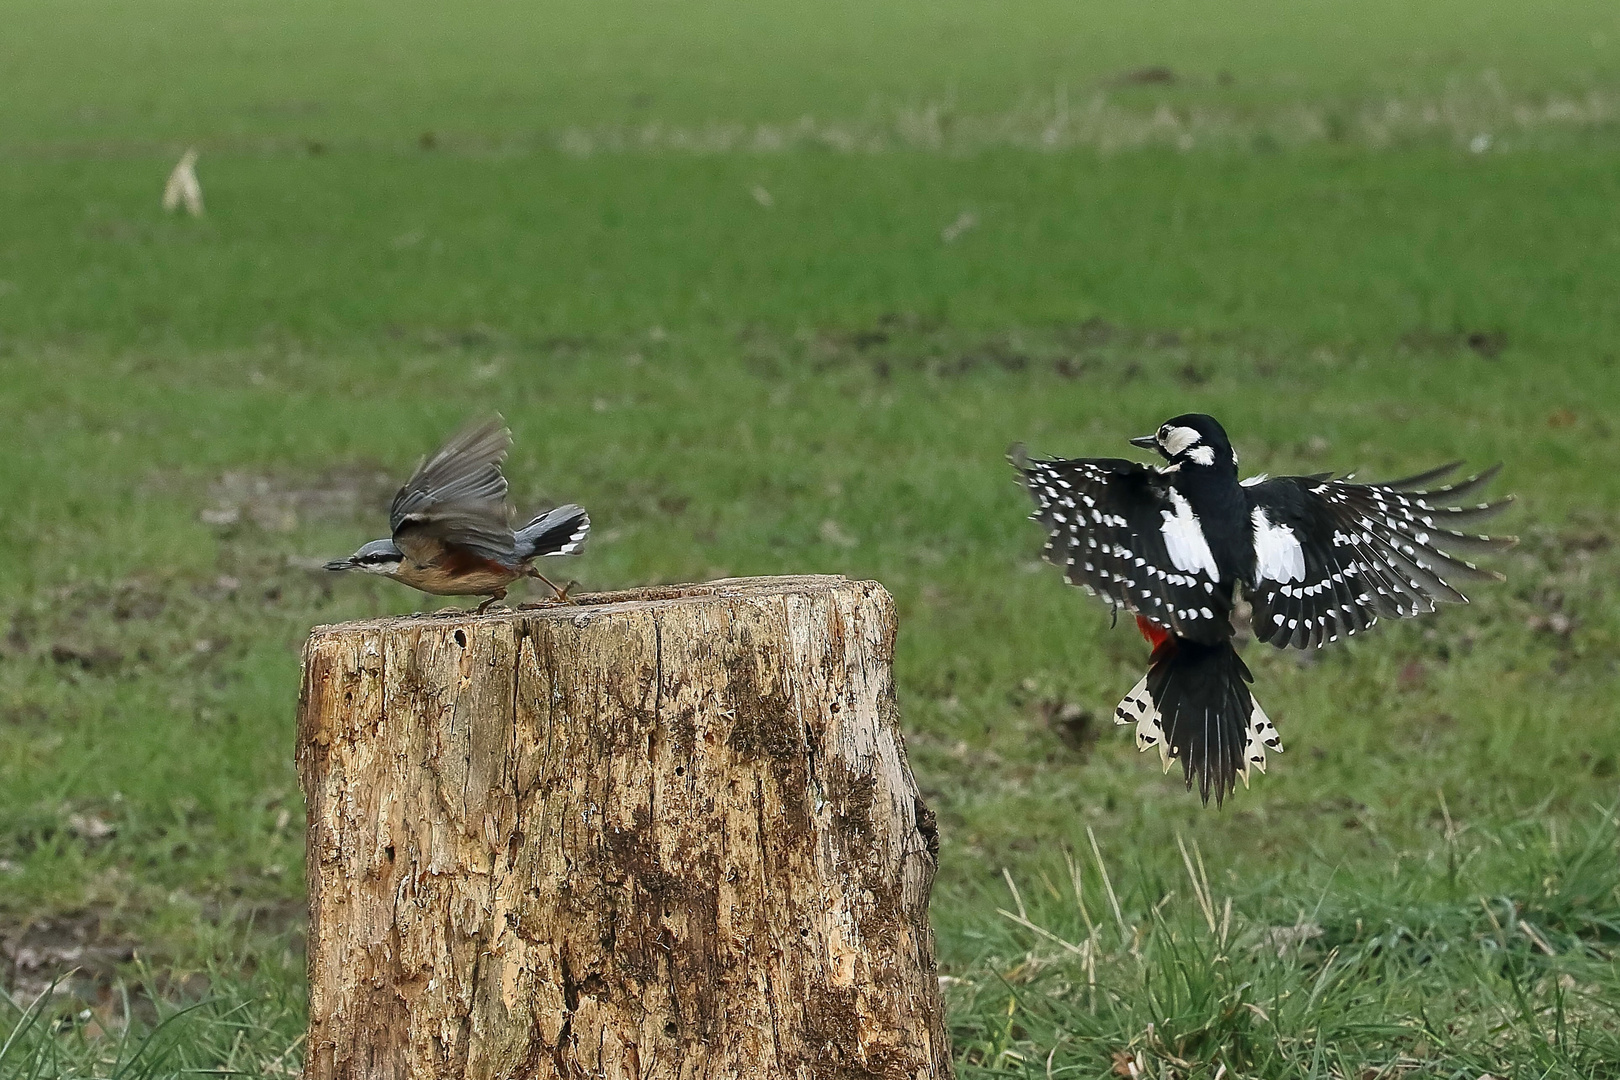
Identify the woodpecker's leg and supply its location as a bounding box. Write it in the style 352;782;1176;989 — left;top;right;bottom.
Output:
474;588;507;615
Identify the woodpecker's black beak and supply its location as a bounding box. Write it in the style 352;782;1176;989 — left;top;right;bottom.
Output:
1129;434;1159;450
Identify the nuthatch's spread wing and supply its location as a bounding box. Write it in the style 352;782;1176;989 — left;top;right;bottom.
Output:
389;417;517;566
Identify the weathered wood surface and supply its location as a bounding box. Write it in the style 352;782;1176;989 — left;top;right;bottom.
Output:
297;575;950;1080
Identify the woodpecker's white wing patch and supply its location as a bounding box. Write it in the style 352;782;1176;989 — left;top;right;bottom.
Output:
1160;489;1220;580
1243;464;1514;649
1252;508;1306;584
1010;447;1235;643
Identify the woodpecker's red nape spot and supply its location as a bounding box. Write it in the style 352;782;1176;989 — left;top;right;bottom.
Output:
1136;615;1170;650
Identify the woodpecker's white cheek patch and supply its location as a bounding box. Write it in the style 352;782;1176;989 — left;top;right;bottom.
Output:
1161;489;1220;580
1252;508;1306;584
1160;426;1202;457
1185;445;1216;466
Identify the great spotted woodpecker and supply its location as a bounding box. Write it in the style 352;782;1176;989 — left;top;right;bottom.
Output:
1010;413;1514;804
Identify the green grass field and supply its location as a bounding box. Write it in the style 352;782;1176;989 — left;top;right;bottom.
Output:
3;1;1620;1075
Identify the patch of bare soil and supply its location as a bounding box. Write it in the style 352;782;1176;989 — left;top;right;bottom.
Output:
1109;65;1178;87
1;899;305;1017
1;909;135;1003
774;318;1243;387
201;465;396;533
1399;327;1508;358
1039;697;1098;759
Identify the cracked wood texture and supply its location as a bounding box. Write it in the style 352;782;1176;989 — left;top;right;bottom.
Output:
297;576;950;1080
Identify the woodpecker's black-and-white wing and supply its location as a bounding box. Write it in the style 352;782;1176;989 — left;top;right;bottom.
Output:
1010;445;1233;643
1242;463;1514;649
389;416;517;565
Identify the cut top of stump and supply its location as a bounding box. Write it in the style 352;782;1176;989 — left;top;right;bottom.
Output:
297;575;949;1080
307;574;875;637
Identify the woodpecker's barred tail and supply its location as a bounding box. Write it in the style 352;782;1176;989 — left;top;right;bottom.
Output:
1114;638;1282;805
516;504;590;559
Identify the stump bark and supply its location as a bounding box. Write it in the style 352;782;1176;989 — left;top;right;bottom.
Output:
296;576;950;1080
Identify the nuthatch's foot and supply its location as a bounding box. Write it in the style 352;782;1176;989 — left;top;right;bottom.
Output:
474;591;507;615
529;571;577;604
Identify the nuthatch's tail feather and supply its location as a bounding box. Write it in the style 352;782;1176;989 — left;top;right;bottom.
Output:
1115;637;1282;806
516;504;589;560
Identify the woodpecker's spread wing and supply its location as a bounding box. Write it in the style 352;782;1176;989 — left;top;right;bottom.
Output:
1242;463;1514;649
1010;445;1232;642
389;417;517;565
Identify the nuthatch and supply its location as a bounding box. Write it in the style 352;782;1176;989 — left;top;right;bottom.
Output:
325;417;589;612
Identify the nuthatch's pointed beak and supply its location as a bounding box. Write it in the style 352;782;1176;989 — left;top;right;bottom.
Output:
324;559;353;572
1129;434;1159;450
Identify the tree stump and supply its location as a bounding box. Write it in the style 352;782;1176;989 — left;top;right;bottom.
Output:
296;576;951;1080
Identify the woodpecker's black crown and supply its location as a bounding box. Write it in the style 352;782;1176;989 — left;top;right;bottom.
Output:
1131;413;1236;471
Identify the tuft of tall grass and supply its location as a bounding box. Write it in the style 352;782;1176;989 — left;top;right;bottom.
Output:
949;809;1620;1077
0;956;305;1080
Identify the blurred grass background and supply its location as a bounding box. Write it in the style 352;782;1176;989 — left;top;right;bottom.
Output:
2;1;1619;1075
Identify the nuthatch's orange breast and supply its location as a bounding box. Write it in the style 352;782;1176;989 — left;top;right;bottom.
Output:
391;549;520;596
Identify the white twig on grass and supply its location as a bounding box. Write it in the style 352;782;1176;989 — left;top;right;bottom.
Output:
1064;848;1098;938
262;1032;307;1076
1002;867;1028;921
1520;921;1556;956
1177;833;1217;935
1087;826;1128;940
163;148;204;216
1437;787;1457;843
996;907;1088;957
941;211;977;243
